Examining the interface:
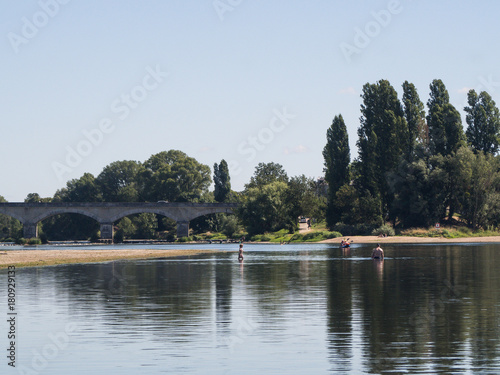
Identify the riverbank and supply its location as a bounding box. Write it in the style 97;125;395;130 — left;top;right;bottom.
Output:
0;248;222;269
3;235;500;269
321;235;500;244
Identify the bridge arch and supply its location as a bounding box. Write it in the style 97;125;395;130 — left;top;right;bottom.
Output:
184;207;236;222
109;207;235;238
30;209;102;224
0;211;24;223
108;208;177;224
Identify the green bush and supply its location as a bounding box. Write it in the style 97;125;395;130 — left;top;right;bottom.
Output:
324;231;342;239
221;215;240;238
113;230;124;243
289;234;304;242
371;224;395;237
27;238;42;245
457;226;472;235
15;238;26;245
400;225;500;238
441;229;453;238
302;232;317;241
177;236;191;242
250;234;271;242
39;233;49;244
206;233;227;240
90;232;100;243
300;231;342;242
274;228;289;236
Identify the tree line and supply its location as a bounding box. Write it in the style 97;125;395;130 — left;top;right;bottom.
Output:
323;79;500;234
1;78;499;241
1;150;213;241
0;150;324;241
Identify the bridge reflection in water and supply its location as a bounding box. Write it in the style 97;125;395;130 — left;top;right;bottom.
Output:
0;202;237;240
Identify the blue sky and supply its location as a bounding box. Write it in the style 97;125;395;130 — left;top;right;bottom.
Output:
1;0;500;201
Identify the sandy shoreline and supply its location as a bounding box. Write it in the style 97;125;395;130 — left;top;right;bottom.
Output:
0;249;223;269
321;235;500;244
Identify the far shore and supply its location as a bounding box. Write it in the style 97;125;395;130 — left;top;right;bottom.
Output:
321;235;500;244
0;248;223;269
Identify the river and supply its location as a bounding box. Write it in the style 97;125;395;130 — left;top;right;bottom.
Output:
1;242;499;374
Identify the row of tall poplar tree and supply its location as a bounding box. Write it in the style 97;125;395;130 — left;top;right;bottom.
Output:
323;79;500;232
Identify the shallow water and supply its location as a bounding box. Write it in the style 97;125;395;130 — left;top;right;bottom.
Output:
1;242;499;374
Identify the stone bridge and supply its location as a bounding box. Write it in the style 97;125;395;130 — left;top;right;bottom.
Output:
0;202;238;240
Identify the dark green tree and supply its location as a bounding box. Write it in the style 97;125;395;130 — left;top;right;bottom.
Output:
131;213;158;239
323;114;350;228
213;159;231;202
114;217;135;243
286;175;312;231
245;162;288;189
464;89;500;154
238;181;290;235
333;184;383;228
426;79;467;220
356;80;408;220
241;164;316;234
24;193;41;203
402;81;427;159
0;195;22;240
58;173;102;202
388;155;448;228
142;150;212;202
96;160;143;202
427;79;466;156
450;147;500;228
220;215;240;238
289;175;326;222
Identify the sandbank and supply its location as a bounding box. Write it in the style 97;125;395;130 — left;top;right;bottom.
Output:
0;248;222;269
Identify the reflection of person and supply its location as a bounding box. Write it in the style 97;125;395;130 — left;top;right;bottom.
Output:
238;243;244;261
371;244;384;260
374;256;384;280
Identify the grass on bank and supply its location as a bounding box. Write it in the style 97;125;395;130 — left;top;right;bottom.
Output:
399;226;500;238
244;223;500;243
5;222;500;247
247;228;342;243
175;227;343;243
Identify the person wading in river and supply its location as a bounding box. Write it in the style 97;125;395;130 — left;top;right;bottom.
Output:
371;244;384;260
238;242;244;261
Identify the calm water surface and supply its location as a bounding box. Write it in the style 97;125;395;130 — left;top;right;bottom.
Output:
1;243;500;374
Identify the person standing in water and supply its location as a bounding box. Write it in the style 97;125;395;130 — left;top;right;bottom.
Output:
371;244;384;260
238;242;244;261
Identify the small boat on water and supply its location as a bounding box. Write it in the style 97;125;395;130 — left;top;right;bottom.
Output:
340;239;351;248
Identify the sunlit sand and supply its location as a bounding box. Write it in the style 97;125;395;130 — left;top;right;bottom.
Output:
0;248;222;269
